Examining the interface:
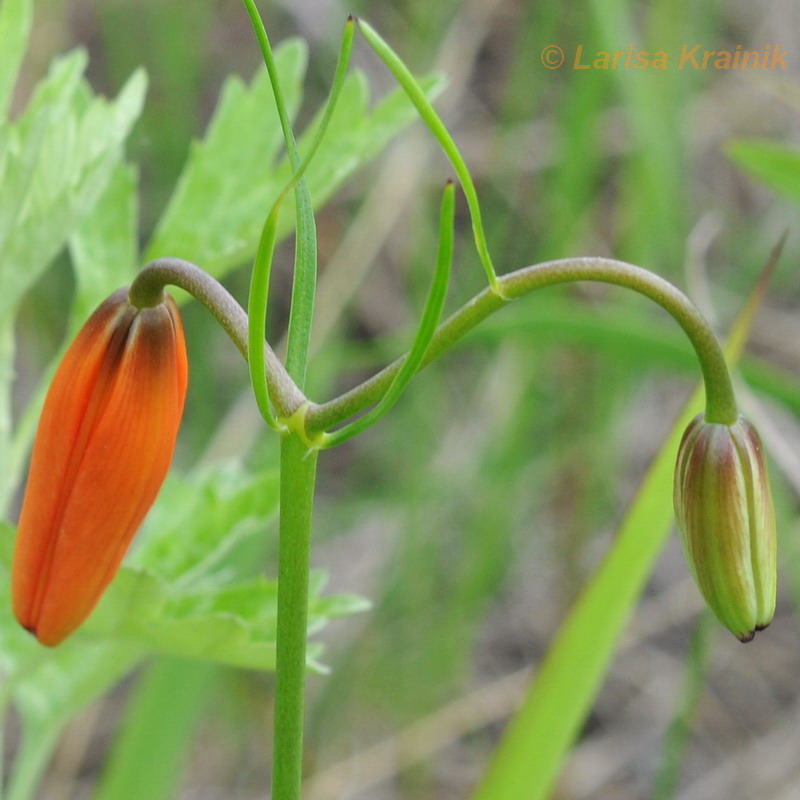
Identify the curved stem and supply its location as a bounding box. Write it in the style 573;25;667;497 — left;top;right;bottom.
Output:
129;258;308;419
306;257;737;435
130;256;736;435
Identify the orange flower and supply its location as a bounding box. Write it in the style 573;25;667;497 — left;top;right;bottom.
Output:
12;288;188;646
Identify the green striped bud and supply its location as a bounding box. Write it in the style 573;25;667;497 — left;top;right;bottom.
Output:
674;414;776;642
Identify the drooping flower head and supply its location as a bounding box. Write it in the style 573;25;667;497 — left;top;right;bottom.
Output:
674;413;776;642
12;288;188;646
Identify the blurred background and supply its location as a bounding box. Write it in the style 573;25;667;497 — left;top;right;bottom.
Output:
12;0;800;797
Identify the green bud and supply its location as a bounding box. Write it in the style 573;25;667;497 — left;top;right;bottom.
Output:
673;413;776;642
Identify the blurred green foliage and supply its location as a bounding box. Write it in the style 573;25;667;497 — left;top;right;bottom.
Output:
4;0;800;798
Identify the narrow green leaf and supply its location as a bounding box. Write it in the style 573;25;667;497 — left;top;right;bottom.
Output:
96;658;220;800
650;613;715;800
5;728;59;800
247;19;354;427
324;181;455;445
357;19;500;293
726;138;800;201
239;0;320;389
247;204;283;428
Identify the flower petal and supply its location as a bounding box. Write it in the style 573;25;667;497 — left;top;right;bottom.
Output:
12;290;187;646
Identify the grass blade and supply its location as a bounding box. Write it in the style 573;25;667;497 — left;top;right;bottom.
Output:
650;613;715;800
95;659;219;800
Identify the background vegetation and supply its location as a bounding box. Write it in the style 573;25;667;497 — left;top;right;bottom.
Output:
8;0;800;798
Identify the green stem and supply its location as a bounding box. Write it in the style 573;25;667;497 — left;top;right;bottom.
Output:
273;434;318;800
306;257;737;434
129;258;308;419
239;12;321;800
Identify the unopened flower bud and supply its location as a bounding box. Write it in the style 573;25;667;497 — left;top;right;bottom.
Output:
12;288;188;646
673;413;776;642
